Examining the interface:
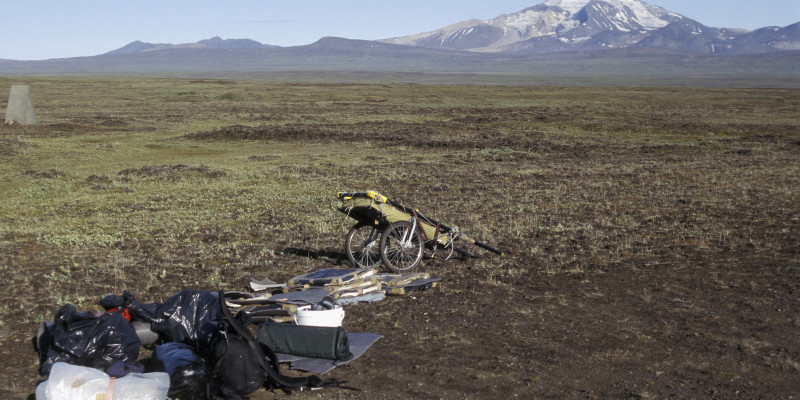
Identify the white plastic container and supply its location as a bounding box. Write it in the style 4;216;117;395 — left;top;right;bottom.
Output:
294;304;345;327
36;362;169;400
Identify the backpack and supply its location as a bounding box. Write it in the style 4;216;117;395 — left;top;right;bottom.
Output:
152;342;212;400
206;291;332;399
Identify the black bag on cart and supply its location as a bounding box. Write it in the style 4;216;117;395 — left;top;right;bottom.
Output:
206;291;332;399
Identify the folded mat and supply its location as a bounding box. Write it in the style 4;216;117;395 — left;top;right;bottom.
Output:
276;332;382;374
258;322;353;361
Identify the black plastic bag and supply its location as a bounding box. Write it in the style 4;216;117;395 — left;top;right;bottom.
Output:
98;291;160;322
38;304;140;375
98;290;219;350
148;289;220;352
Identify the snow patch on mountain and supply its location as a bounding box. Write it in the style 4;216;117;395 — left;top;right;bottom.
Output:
544;0;669;29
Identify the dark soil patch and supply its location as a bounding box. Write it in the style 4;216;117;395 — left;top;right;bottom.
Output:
23;169;66;179
117;164;227;180
184;121;534;151
0;136;32;157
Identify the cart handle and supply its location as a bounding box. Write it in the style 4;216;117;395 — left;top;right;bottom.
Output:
460;233;504;255
337;191;387;203
453;246;474;258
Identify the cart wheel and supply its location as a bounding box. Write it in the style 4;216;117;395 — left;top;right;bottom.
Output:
380;221;424;272
345;222;382;268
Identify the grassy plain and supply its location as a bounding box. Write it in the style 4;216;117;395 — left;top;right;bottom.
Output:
1;77;798;398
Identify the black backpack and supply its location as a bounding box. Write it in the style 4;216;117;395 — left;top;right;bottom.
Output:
206;291;333;399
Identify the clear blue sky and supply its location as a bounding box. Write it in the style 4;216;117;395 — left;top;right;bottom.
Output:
1;0;798;60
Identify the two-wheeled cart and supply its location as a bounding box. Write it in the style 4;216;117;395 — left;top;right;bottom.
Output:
336;191;503;272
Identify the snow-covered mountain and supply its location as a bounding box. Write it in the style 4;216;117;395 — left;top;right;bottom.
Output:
382;0;799;54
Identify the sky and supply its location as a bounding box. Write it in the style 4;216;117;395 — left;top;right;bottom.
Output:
1;0;798;61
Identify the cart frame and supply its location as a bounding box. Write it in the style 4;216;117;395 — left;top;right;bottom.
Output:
337;191;502;272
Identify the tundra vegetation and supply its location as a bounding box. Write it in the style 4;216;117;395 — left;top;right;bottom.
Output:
0;77;798;398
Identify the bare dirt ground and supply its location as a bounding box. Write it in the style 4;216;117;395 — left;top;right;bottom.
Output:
0;80;798;399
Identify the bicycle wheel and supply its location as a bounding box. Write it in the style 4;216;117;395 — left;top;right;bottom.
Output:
380;221;424;272
345;222;382;268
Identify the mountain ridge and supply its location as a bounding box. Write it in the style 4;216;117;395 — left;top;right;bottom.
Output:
105;36;278;55
380;0;800;54
98;0;799;57
0;0;798;82
1;37;797;77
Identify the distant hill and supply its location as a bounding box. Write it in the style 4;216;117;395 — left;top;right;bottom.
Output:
105;36;278;55
1;37;798;80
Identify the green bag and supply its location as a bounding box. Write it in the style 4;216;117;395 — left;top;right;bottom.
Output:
257;322;354;361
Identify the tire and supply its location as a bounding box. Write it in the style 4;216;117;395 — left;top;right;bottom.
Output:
380;221;424;272
345;222;382;268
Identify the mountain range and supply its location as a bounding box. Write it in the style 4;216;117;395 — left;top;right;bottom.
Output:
104;0;798;57
382;0;799;54
0;0;798;79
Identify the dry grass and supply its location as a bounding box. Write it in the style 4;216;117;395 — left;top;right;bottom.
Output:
1;77;798;398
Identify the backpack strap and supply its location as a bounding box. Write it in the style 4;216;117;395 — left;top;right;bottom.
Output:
217;291;332;392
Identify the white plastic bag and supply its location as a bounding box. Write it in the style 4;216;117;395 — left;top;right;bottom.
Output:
35;362;169;400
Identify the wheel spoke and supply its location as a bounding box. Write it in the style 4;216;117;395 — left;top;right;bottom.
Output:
380;221;423;272
346;223;382;268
